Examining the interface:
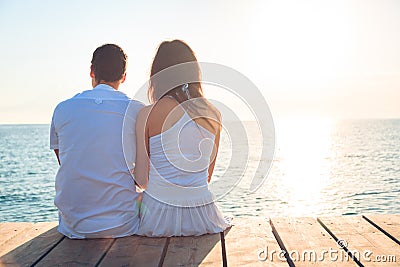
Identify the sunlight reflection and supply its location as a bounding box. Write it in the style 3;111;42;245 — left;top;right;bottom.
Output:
274;118;334;215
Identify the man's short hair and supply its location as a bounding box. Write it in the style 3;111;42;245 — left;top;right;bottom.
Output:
91;44;127;82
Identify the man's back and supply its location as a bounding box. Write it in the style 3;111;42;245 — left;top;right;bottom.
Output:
50;84;143;238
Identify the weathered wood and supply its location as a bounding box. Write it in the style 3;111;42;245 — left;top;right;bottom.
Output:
98;235;168;267
0;224;63;267
318;216;400;267
35;237;114;267
225;218;287;266
0;223;34;248
0;215;399;266
163;232;223;266
363;214;400;245
270;217;355;266
0;222;57;257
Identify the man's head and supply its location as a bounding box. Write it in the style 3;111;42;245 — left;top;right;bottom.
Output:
90;44;128;88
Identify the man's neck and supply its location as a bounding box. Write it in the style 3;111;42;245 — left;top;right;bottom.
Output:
93;81;120;90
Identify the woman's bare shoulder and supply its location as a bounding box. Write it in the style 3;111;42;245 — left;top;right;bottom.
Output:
146;97;184;137
137;104;153;120
149;97;183;120
205;100;221;121
190;98;222;134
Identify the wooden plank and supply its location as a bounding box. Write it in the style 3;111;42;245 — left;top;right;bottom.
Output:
0;223;35;248
271;217;355;266
318;216;400;266
98;235;168;267
0;216;398;266
0;222;58;257
35;237;114;266
0;224;63;267
363;214;400;245
225;218;287;266
163;233;222;266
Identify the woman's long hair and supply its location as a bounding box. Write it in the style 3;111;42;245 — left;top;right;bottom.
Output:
148;40;220;132
148;39;203;103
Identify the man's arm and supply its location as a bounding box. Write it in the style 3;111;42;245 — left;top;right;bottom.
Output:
50;107;60;165
54;149;60;165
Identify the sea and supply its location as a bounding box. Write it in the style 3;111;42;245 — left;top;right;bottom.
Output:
0;119;399;222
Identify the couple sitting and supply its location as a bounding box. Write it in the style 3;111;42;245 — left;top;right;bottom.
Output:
50;40;230;239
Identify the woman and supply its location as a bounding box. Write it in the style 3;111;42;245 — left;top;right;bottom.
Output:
135;40;230;237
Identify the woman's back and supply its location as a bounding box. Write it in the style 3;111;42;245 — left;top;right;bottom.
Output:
146;96;221;184
149;108;215;187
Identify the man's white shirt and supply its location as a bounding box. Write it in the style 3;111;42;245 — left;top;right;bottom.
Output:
50;84;143;238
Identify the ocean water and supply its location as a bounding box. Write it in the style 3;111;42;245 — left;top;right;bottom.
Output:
0;120;399;222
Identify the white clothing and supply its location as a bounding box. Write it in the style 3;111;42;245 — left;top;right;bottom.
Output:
50;84;144;238
137;111;230;237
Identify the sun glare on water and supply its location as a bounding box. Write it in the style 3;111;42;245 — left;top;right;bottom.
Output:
273;118;334;215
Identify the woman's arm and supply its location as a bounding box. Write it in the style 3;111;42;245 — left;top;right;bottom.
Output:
207;124;221;183
134;106;151;189
54;149;60;165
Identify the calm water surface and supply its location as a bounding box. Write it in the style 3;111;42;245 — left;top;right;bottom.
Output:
0;120;399;222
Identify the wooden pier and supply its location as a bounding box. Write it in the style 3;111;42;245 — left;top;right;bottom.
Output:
0;214;398;266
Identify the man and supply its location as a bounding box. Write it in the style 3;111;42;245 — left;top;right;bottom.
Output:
50;44;143;238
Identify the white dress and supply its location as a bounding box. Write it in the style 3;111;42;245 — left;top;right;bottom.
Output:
137;111;230;237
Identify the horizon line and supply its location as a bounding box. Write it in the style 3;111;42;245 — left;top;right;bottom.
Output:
1;117;400;126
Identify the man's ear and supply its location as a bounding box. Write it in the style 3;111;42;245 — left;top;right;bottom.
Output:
121;72;127;84
90;65;95;78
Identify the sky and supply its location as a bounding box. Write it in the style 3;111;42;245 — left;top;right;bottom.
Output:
0;0;399;124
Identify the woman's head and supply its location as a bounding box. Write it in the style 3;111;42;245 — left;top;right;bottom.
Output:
149;40;203;103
